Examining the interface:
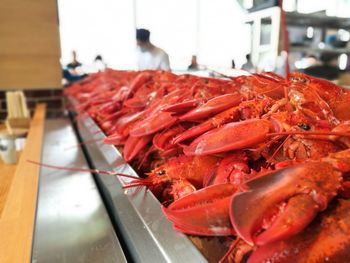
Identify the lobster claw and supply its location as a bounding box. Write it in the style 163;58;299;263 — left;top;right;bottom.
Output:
230;162;342;246
183;119;271;156
162;183;237;236
152;125;185;151
161;99;201;113
248;199;350;263
172;106;240;144
204;152;249;187
129;71;152;94
123;97;148;109
129;111;178;137
123;135;153;162
179;93;242;121
172;121;217;145
114;111;145;136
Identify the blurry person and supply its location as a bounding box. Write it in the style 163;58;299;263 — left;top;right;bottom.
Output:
231;59;236;69
304;54;319;68
63;51;86;85
275;50;288;77
94;55;107;72
62;63;87;85
304;52;340;80
294;54;320;70
241;54;255;73
188;55;199;70
136;28;170;71
67;50;82;69
257;55;275;73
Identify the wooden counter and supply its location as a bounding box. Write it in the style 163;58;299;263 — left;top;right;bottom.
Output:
0;104;46;263
0;159;17;217
0;123;17;216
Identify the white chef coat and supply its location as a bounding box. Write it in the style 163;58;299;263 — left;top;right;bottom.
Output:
137;46;170;71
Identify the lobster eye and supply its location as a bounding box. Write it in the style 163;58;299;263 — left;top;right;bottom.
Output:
156;169;165;176
298;123;311;130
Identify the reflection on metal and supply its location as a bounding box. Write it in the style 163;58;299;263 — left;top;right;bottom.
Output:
77;116;207;262
32;119;126;263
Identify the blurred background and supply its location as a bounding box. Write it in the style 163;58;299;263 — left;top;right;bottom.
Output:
58;0;350;73
2;0;350;118
58;0;249;70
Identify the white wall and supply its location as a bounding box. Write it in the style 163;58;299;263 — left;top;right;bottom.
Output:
198;0;250;69
58;0;249;71
58;0;136;69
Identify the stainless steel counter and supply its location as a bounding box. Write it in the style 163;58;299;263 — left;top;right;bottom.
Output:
32;119;126;263
76;116;207;263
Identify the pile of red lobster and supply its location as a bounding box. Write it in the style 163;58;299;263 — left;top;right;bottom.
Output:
65;69;350;262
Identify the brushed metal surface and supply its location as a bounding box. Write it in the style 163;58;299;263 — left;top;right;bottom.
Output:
77;116;208;263
32;119;126;263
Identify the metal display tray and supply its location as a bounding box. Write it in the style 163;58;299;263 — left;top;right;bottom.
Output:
75;115;209;263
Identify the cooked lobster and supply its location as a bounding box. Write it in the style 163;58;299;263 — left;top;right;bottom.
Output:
59;70;350;262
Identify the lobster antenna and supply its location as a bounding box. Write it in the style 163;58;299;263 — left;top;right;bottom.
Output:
268;131;350;137
27;160;140;180
122;181;152;189
218;238;241;263
250;134;282;153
